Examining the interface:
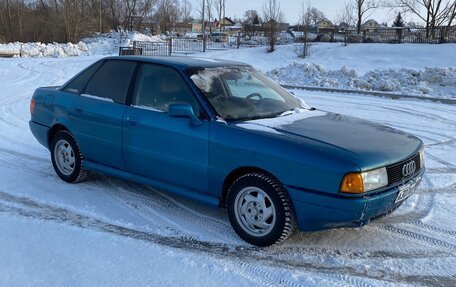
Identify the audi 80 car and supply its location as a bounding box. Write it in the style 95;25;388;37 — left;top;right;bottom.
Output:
29;56;425;246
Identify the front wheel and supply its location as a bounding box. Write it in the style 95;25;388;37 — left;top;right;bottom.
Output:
50;130;88;183
227;173;296;246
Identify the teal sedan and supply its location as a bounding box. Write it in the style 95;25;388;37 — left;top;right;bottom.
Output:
29;56;425;246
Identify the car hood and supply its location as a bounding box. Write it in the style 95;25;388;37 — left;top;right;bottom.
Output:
236;110;422;170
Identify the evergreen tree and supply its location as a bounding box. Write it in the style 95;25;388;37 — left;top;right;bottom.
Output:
393;12;405;27
253;15;260;25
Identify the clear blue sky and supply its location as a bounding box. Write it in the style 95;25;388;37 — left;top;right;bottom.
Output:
189;0;414;25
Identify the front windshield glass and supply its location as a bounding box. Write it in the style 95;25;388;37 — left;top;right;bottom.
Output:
186;66;308;121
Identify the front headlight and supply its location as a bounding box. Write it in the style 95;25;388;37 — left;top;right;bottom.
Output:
362;167;388;192
340;167;388;194
419;149;425;169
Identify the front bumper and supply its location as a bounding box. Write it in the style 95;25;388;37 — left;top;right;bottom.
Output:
287;168;424;231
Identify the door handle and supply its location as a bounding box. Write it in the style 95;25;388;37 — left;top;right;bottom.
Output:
126;117;137;126
75;108;82;114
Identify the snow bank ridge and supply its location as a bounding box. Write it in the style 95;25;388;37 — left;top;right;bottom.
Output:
0;32;163;58
268;62;456;98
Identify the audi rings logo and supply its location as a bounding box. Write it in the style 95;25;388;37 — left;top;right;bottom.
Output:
402;161;416;177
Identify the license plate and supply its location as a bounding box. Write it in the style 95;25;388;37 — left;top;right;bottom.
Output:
395;176;421;203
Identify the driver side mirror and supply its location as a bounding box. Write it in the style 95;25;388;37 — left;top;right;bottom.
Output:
168;103;202;126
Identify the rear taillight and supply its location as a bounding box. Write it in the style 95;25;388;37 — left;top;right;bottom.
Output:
30;98;35;115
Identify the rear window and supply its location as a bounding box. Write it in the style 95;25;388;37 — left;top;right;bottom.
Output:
62;61;103;94
85;60;137;104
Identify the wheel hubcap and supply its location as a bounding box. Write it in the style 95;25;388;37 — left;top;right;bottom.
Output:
54;139;75;176
234;186;276;237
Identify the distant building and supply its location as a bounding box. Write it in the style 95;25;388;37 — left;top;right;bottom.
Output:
214;17;242;34
192;20;216;33
216;17;236;29
224;22;243;34
362;19;380;32
263;20;290;32
337;22;350;33
175;22;193;35
317;19;335;35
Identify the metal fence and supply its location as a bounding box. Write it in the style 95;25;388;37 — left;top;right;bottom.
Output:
119;46;143;56
127;37;242;56
132;41;170;56
119;26;456;56
345;27;456;44
171;38;204;53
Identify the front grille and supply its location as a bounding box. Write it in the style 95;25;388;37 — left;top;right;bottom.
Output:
387;153;421;185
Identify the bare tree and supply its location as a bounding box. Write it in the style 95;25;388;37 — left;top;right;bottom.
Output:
155;0;180;33
0;0;157;43
294;1;312;58
0;0;15;42
215;0;226;32
243;9;261;36
263;0;284;53
178;0;192;34
354;0;379;34
445;1;456;27
392;0;456;38
306;7;325;26
205;0;214;33
243;9;260;24
336;1;356;27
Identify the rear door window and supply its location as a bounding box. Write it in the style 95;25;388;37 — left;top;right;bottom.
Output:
85;60;137;104
62;61;103;94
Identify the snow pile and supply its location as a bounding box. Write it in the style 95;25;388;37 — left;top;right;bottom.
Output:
267;62;456;98
0;31;163;58
0;43;20;56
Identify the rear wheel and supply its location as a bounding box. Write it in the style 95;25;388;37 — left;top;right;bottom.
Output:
51;130;88;183
227;172;296;246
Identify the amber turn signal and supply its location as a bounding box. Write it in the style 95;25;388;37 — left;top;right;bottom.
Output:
340;173;364;194
30;98;35;115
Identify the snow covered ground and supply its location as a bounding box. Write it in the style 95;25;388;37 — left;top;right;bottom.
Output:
1;54;456;286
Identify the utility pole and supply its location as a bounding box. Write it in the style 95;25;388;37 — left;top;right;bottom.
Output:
223;0;226;32
99;0;103;33
219;1;222;33
202;0;206;52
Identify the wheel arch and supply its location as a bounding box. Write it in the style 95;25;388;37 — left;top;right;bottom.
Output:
48;123;70;147
220;166;281;208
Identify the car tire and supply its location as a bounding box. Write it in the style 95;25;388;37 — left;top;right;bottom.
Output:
50;130;88;183
227;172;296;246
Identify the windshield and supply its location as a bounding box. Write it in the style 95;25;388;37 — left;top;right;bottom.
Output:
186;66;308;121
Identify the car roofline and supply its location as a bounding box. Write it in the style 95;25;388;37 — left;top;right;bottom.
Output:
104;55;251;70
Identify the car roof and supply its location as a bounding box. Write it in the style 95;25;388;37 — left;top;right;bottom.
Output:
104;55;250;69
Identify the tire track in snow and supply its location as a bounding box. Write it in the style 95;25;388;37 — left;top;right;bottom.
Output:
1;62;36;88
1;190;454;287
376;192;456;242
104;177;203;241
377;192;434;224
0;61;46;128
373;224;456;252
409;221;456;239
425;153;456;168
105;178;239;243
145;185;230;227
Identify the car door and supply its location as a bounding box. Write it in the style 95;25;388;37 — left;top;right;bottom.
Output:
122;63;210;193
71;59;137;170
